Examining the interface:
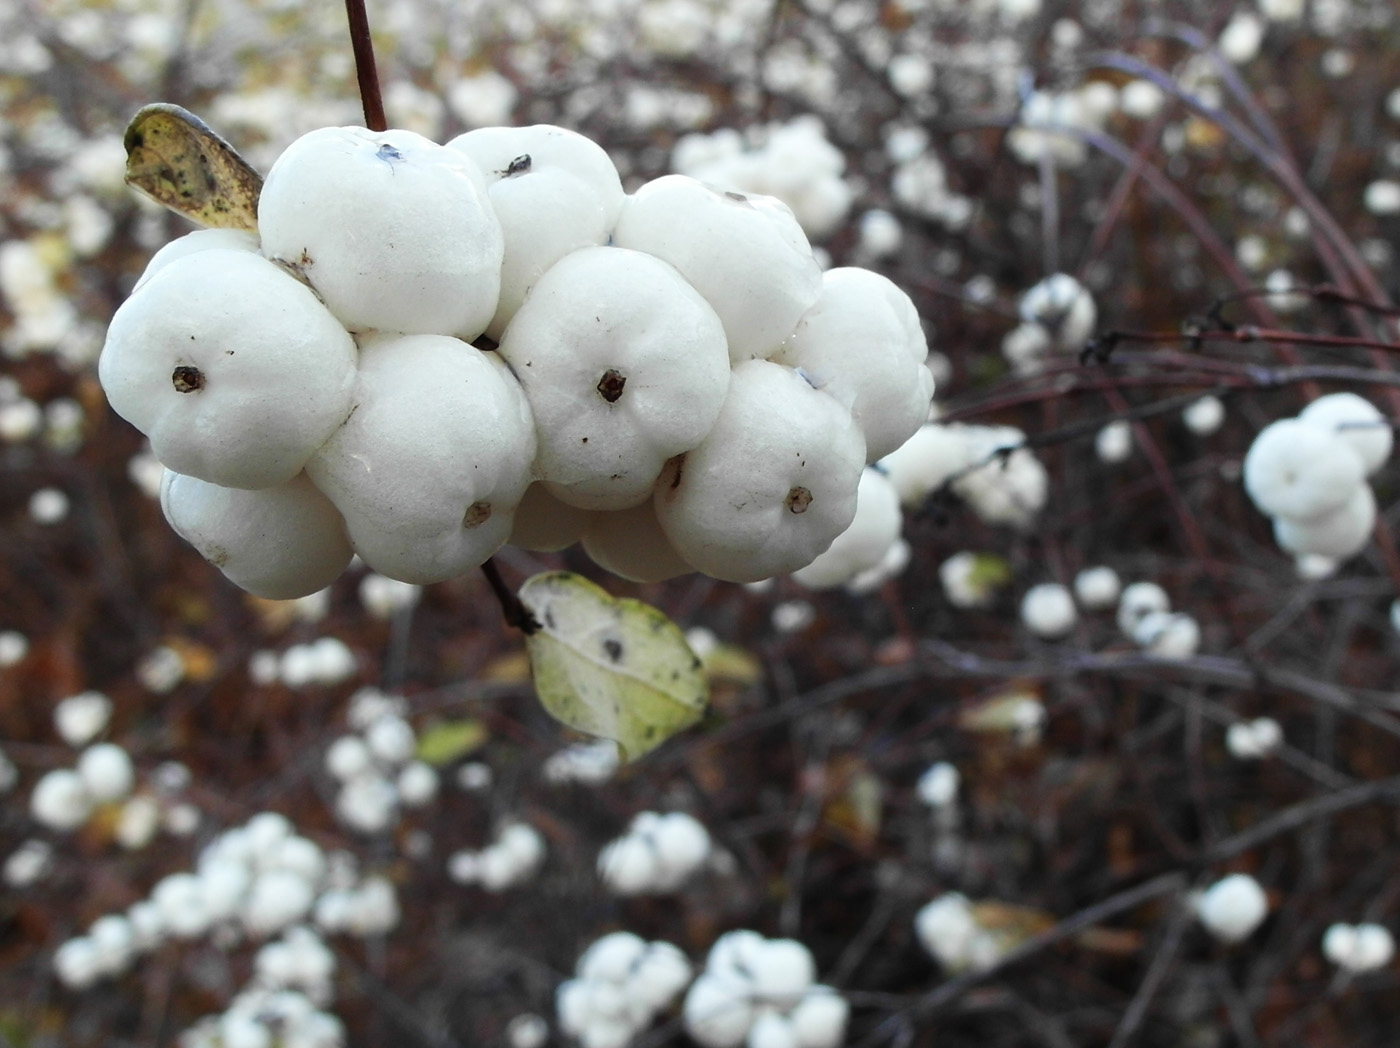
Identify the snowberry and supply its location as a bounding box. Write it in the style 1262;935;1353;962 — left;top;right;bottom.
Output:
161;470;354;600
579;931;648;983
243;870;315;936
1134;611;1201;658
612;175;822;362
769;267;933;461
1073;566;1121;609
915;893;980;971
5;839;53;888
1226;717;1283;760
259;126;503;338
1183;394;1225;436
447;124;626;339
1020;583;1078;639
496;823;546;873
684;973;757;1048
76;742;135;802
497;245;729;510
651;813;712;888
1094;420;1133;463
1116;581;1170;635
306;332;535;584
30;768;93;831
655;360;865;582
749;939;816;1006
598;834;660;896
1001;321;1053;376
581;500;693;583
132;227;260;293
1018;273;1096;353
54;691;112;746
152;872;213;938
364;715;416;765
792;469;902;589
632;942;693;1009
88;914;136;974
53;936;104;989
1272;484;1376;559
950;426;1048;529
395;761;438;807
1196;873;1268;943
1323;922;1394;972
325;735;373;782
939;551;1003;609
916;761;960;808
1242;418;1366;522
506;1013;550;1048
507;484;592;552
99;250;358;490
788;988;849;1048
335;772;398;834
878;423;971;507
747;1012;798;1048
1297;392;1392;476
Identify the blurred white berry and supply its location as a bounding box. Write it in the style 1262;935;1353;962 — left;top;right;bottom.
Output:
1196;873;1268;943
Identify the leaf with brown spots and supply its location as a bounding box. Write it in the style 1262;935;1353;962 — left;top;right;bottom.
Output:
124;103;262;231
518;571;708;761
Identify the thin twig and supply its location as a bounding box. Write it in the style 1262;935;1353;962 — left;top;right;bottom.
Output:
345;0;386;131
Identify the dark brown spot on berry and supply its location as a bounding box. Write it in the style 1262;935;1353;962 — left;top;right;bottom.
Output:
505;154;531;176
597;369;626;403
785;486;813;513
463;501;491;528
172;366;204;393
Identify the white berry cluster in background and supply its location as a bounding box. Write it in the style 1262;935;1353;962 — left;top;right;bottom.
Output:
323;689;438;835
914;892;1012;974
1322;922;1395;974
682;930;848;1048
98;122;936;593
1002;273;1098;376
596;810;712;895
1115;580;1201;659
1242;392;1393;575
556;932;693;1048
671;115;854;240
52;808;398;1009
446;820;547;892
880;420;1049;529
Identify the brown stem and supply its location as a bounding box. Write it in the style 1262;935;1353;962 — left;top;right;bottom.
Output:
344;0;386;132
480;558;539;635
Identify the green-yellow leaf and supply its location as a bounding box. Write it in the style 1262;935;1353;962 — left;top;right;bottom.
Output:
519;571;708;761
416;718;487;766
124;103;262;231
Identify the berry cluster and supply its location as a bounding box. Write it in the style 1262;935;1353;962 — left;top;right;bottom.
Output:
99;123;934;595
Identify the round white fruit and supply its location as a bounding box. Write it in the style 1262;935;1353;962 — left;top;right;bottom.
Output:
161;470;354;599
770;267;933;461
612;175;822;363
1242;417;1366;522
791;468;902;589
498;245;730;510
447;124;626;340
99;249;358;489
655;361;865;583
582;500;694;583
306;333;535;585
258;125;503;339
1273;483;1376;559
1298;391;1392;476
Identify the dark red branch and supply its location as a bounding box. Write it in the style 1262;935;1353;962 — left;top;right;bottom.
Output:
345;0;386;132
